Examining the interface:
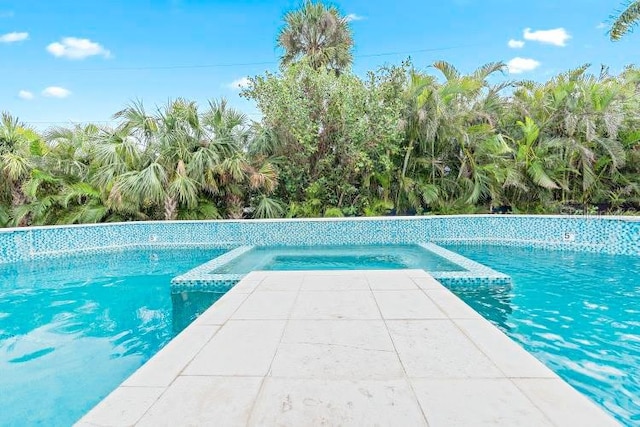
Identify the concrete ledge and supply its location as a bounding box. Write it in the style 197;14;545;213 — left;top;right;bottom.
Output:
78;270;619;426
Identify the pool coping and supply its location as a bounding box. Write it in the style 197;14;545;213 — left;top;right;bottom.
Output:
77;270;619;426
170;243;512;293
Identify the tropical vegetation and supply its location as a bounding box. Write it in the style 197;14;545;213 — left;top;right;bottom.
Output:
2;1;639;227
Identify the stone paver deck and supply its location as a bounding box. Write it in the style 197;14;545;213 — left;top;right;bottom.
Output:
77;270;619;427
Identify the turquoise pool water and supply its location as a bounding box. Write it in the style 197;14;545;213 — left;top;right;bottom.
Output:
0;247;227;426
214;244;464;273
445;244;640;426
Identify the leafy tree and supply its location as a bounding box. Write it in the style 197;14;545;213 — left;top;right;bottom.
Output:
243;62;404;216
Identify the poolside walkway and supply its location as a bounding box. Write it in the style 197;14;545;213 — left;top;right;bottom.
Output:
77;270;618;426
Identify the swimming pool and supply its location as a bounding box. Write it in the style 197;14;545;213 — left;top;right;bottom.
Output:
213;244;465;274
445;244;640;426
0;247;228;426
0;216;637;425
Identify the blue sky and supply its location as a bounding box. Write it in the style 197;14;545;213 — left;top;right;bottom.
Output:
1;0;636;127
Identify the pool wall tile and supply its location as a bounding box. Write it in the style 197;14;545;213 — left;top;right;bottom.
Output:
0;215;638;264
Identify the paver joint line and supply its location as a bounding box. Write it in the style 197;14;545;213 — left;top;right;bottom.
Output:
246;276;302;425
368;273;433;426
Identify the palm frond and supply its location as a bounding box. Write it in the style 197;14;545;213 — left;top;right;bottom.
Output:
610;0;640;40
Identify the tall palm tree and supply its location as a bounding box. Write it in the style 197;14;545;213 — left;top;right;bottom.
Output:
610;1;640;40
278;0;353;74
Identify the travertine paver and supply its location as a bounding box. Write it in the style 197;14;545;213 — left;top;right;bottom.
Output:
387;319;504;378
77;270;620;427
233;291;298;319
184;320;285;376
291;290;380;320
301;274;369;291
412;378;551;426
123;325;220;387
373;290;447;319
270;319;404;380
248;378;427;426
137;376;263;427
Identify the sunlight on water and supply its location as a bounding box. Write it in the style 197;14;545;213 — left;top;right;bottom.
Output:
0;248;227;426
445;244;640;426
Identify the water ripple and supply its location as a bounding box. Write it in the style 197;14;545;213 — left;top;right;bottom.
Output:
447;244;640;426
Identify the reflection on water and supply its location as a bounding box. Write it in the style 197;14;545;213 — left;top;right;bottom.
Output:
444;244;640;426
171;291;226;332
448;283;514;332
0;247;227;426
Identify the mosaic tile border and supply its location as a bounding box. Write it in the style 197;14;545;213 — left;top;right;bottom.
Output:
26;242;240;261
0;215;638;265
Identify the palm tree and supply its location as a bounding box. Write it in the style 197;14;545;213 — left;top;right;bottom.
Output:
610;1;640;40
510;65;630;210
108;99;211;220
100;98;281;221
278;0;353;74
399;62;510;212
0;113;41;224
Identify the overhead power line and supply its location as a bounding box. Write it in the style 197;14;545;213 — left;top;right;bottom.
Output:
4;44;481;73
356;44;484;59
16;44;482;126
24;113;264;125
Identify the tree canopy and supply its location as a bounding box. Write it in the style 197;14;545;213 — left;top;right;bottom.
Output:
1;2;639;227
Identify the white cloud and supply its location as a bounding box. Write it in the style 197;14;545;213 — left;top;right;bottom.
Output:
507;57;541;74
523;28;571;47
0;31;28;43
508;39;525;49
345;13;364;22
42;86;71;98
596;22;607;29
18;90;34;100
46;37;111;59
228;77;250;90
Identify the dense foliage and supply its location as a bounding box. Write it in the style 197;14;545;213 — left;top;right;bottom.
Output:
2;3;639;227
